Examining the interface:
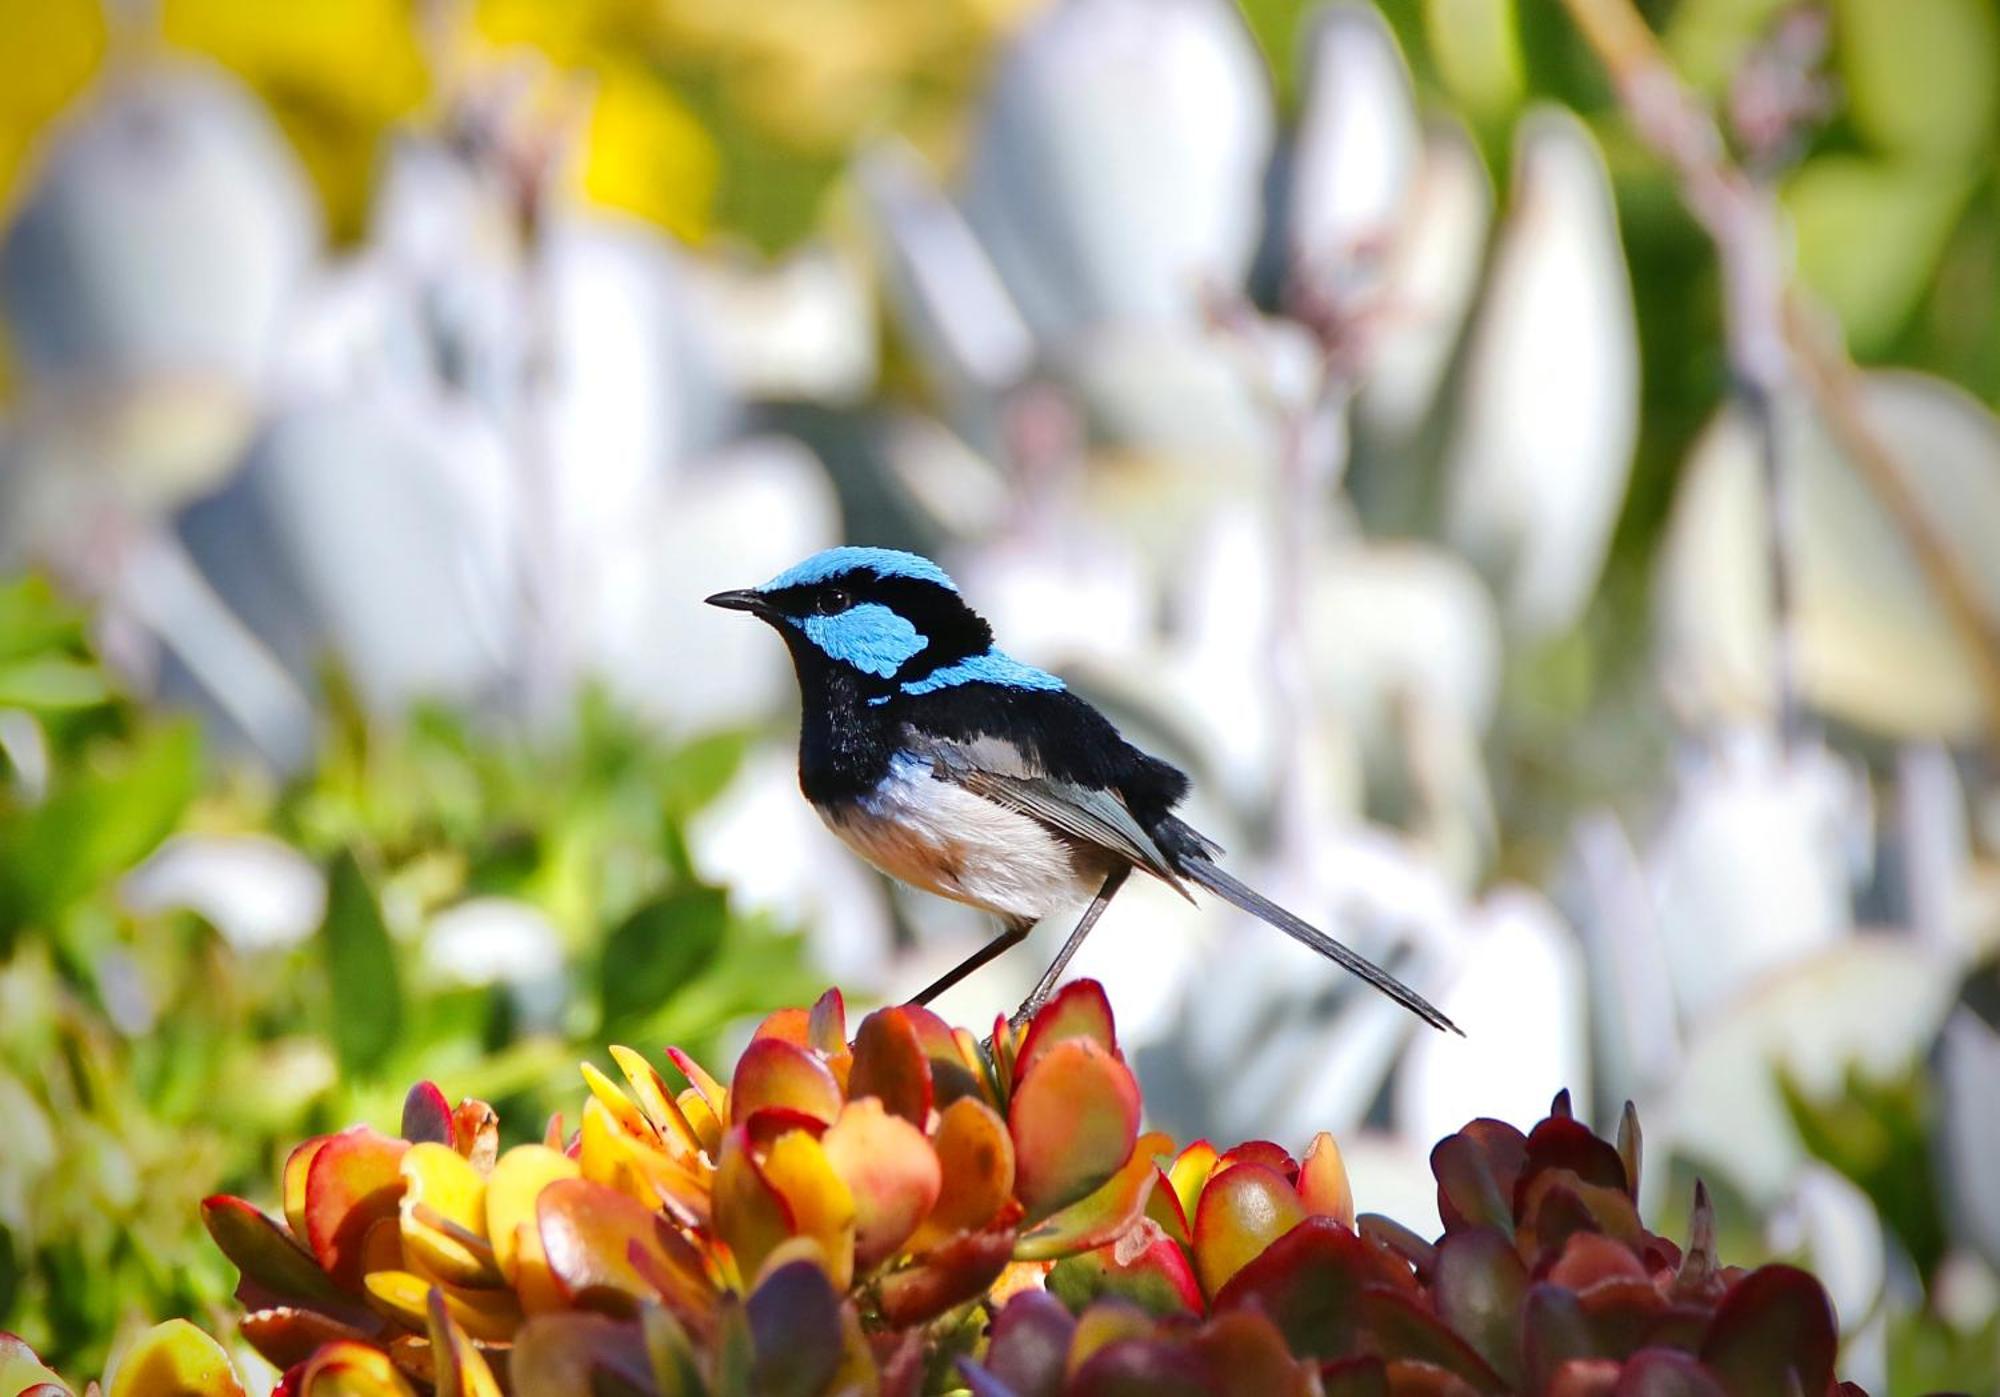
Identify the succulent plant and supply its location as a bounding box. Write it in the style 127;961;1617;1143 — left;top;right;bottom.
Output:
180;979;1162;1394
995;1090;1866;1397
8;985;1870;1396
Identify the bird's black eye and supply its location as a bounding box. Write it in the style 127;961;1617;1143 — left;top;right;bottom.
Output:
813;588;853;616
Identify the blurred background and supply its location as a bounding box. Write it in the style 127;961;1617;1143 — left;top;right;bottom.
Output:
0;0;1996;1389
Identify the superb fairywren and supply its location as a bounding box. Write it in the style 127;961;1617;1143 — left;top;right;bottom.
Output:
708;547;1459;1034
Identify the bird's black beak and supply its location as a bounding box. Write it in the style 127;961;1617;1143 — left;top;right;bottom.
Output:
704;588;773;617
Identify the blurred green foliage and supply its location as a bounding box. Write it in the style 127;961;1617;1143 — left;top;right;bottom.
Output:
0;576;820;1374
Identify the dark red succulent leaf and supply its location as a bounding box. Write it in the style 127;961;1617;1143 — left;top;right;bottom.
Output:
1210;1217;1412;1362
738;1105;832;1150
982;1291;1079;1397
1319;1356;1389;1397
1430;1228;1528;1386
876;1220;1018;1326
1355;1287;1507;1393
1520;1175;1604;1262
400;1081;453;1146
1184;1309;1318;1397
1547;1232;1648;1291
1432;1121;1527;1233
1067;1338;1214;1397
1547;1357;1623;1396
236;1307;381;1372
1518;1116;1631;1211
1214;1140;1299;1183
1611;1349;1729;1396
200;1195;369;1320
1642;1303;1716;1357
849;1007;935;1126
746;1258;843;1397
1523;1283;1599;1391
1381;1359;1486;1396
1697;1264;1838;1397
1576;1277;1672;1362
1360;1213;1438;1278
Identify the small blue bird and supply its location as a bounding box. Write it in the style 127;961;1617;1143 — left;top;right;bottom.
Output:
708;546;1459;1034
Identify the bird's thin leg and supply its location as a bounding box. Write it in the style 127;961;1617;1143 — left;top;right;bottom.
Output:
1013;864;1132;1026
910;916;1036;1007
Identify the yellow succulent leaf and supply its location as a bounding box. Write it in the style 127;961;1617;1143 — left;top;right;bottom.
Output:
400;1142;497;1286
365;1272;522;1345
609;1044;705;1159
677;1087;724;1154
108;1319;247;1397
578;1096;712;1226
485;1143;580;1311
759;1129;858;1290
581;1060;658;1144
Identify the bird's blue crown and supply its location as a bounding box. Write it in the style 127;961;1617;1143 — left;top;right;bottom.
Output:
760;547;958;594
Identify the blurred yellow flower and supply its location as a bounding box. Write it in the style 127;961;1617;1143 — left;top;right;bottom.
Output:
0;0;106;218
573;60;718;242
159;0;430;239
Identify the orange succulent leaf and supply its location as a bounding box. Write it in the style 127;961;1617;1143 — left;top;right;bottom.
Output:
846;1008;933;1127
536;1176;709;1321
1008;1038;1142;1221
607;1046;705;1159
819;1098;942;1271
305;1127;411;1290
909;1096;1016;1253
729;1037;843;1127
1014;1131;1173;1262
806;987;848;1058
1192;1161;1310;1297
1014;979;1120;1079
292;1338;416;1396
1298;1132;1355;1228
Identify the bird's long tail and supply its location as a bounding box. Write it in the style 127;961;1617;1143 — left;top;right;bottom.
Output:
1171;848;1463;1036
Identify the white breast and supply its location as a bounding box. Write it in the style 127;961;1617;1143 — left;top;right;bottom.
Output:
818;754;1099;925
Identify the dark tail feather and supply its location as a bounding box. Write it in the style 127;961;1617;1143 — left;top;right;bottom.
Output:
1174;851;1463;1036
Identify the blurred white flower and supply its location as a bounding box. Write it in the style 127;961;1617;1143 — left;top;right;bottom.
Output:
1442;107;1639;637
962;0;1274;340
1660;370;2000;740
1287;3;1421;292
121;833;326;953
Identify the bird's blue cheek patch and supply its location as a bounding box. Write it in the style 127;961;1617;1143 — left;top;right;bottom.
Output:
793;604;927;678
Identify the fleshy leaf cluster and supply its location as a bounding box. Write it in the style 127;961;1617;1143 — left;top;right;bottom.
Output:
6;987;1869;1396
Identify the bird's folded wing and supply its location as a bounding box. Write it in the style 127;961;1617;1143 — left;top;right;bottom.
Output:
912;734;1191;896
